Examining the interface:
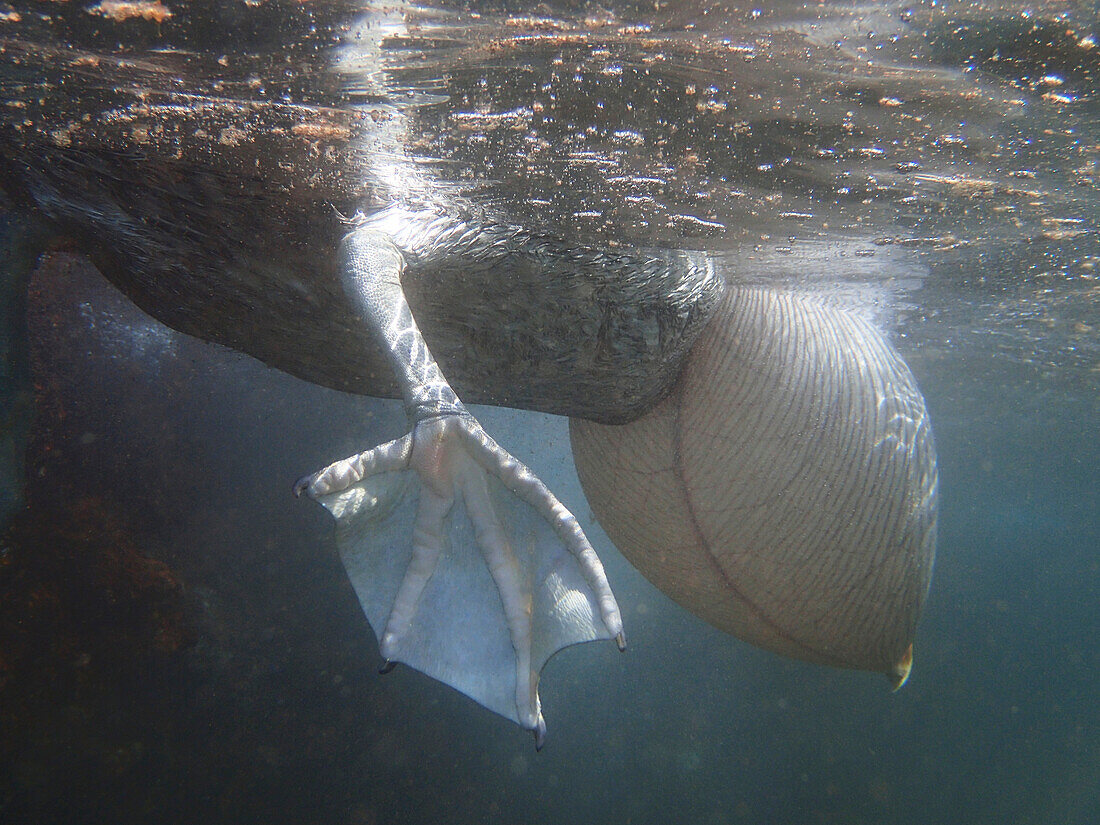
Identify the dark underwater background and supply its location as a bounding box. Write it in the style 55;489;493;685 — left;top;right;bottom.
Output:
3;218;1098;825
2;1;1099;823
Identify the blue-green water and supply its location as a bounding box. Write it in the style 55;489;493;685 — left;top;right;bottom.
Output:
4;236;1097;825
2;0;1099;822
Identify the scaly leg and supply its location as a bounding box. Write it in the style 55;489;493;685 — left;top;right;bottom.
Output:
295;224;623;744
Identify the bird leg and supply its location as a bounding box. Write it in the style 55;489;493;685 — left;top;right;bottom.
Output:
295;224;624;741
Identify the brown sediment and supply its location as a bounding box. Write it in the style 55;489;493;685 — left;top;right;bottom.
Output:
87;0;173;25
0;495;192;743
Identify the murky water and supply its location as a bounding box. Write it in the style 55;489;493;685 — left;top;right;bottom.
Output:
2;1;1098;823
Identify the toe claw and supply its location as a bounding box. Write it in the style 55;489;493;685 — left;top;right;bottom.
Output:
292;474;314;498
533;714;547;752
616;631;627;652
379;659;398;675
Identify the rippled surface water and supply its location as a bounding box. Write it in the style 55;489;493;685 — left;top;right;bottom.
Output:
2;1;1098;824
376;0;1100;377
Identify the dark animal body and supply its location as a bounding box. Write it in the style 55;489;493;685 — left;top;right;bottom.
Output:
4;0;1007;415
0;0;745;422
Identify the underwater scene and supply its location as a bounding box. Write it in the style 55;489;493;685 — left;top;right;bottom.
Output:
1;0;1098;823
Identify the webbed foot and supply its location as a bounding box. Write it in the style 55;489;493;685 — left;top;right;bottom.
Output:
297;411;623;735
